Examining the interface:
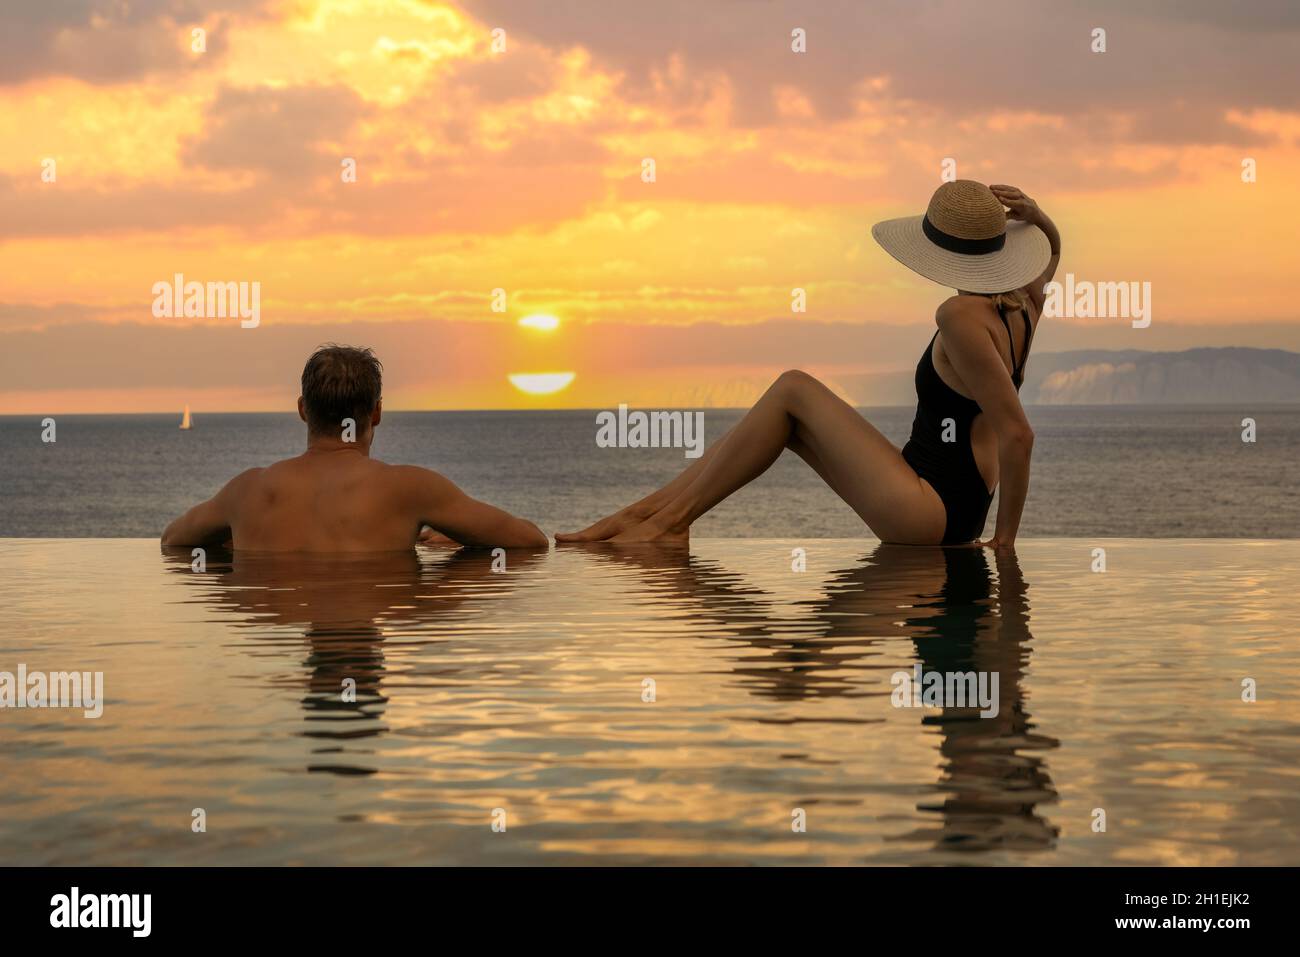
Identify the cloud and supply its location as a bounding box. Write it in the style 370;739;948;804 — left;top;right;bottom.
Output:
3;0;1300;413
0;172;289;237
0;301;105;333
0;316;915;409
8;0;1285;244
7;314;1300;413
0;1;270;85
181;83;372;178
461;0;1300;137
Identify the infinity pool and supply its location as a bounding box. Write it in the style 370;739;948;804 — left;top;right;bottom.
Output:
1;538;1297;865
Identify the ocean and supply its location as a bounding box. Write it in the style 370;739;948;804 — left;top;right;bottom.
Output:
1;405;1297;539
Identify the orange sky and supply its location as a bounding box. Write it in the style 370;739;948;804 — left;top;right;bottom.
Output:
2;0;1299;412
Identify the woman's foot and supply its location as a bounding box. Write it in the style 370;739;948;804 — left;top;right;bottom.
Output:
418;527;461;547
608;515;690;545
556;505;656;543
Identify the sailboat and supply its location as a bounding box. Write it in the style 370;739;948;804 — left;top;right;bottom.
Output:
179;405;193;430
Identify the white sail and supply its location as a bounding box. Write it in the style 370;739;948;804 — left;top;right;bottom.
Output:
179;405;192;430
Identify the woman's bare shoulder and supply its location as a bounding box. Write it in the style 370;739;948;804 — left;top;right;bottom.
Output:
935;294;999;331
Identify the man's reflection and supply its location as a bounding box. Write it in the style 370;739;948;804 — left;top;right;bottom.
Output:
162;545;544;775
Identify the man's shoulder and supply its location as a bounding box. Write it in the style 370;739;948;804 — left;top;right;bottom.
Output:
225;465;268;488
383;465;465;508
211;465;267;507
381;462;450;488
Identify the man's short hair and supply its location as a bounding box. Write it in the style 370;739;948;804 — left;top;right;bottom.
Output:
300;345;383;435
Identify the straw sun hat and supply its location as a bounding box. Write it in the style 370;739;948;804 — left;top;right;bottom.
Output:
871;180;1051;294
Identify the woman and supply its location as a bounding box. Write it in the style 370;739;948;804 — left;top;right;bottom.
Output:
557;180;1061;550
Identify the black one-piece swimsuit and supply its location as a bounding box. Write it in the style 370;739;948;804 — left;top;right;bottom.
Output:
901;302;1032;545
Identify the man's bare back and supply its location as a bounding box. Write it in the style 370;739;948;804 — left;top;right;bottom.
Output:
161;346;546;553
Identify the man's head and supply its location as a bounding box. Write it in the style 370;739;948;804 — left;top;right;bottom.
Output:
298;345;383;440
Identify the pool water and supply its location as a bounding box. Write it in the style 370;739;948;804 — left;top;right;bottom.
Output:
1;538;1297;865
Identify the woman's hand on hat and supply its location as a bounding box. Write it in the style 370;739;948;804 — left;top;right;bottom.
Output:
990;184;1041;225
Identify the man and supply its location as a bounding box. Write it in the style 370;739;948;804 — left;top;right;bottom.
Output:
161;345;547;551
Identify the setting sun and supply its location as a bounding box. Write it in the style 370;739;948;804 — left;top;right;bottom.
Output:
518;314;561;332
508;372;576;396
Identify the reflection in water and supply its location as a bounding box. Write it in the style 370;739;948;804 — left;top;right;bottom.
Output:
567;543;787;684
819;546;1061;853
161;541;1056;856
162;546;543;776
571;544;848;701
571;542;1060;853
5;536;1291;865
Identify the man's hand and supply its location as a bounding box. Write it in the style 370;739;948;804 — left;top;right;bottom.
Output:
160;468;261;547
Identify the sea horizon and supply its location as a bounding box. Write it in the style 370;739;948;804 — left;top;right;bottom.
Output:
6;405;1297;540
7;398;1300;416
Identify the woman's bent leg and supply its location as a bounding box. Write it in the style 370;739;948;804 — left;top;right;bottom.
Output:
555;425;740;541
612;370;946;545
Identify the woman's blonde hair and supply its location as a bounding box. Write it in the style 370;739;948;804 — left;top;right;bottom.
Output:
990;288;1029;312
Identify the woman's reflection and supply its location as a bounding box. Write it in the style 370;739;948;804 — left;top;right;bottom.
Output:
811;544;1060;852
567;541;1060;854
567;544;851;701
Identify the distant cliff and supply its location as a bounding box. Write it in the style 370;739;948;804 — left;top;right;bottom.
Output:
1022;348;1300;404
835;347;1300;406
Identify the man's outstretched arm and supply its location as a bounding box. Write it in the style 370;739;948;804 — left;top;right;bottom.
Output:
401;466;547;548
161;468;261;547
